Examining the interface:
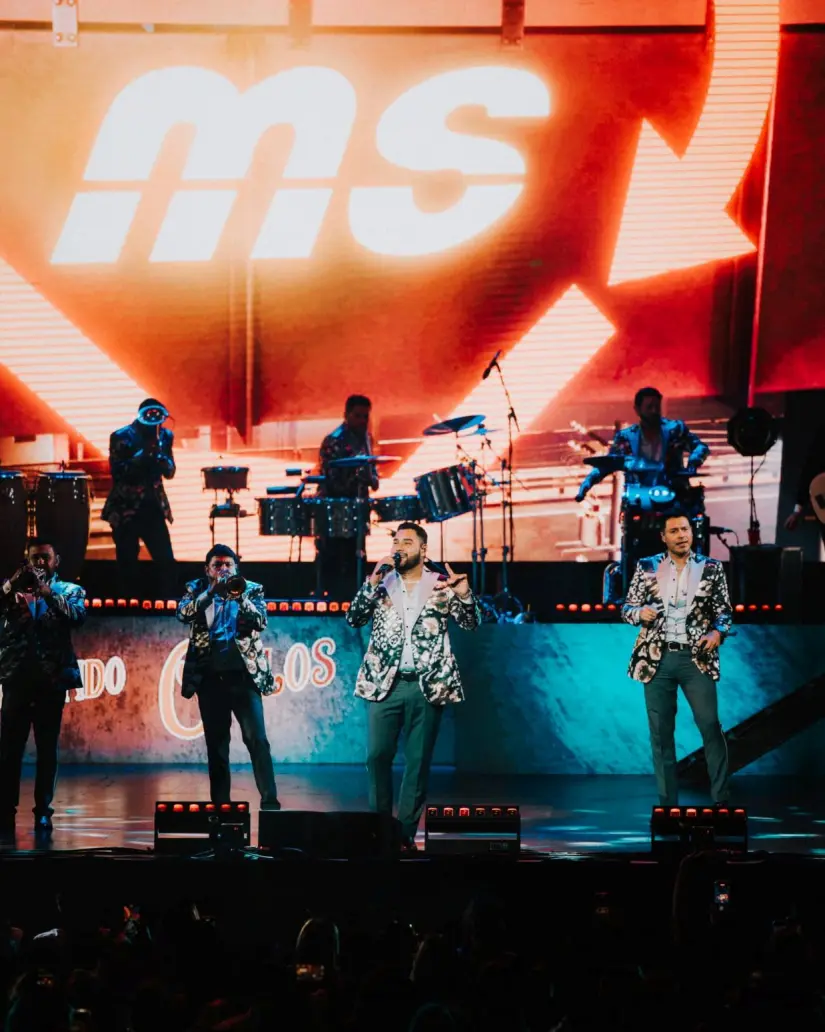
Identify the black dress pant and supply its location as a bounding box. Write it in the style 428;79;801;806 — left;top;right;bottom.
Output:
0;670;66;819
196;669;279;806
315;537;359;599
112;501;176;599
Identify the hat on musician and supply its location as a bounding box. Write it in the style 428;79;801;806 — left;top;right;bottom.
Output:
137;398;169;426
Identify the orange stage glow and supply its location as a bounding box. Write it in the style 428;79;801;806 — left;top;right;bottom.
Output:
608;0;780;284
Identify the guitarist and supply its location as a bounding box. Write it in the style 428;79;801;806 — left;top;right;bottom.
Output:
783;421;825;548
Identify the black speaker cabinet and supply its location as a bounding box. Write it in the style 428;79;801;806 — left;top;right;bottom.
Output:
728;545;802;611
258;810;401;858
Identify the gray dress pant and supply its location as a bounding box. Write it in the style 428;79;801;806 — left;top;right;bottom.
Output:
366;677;443;843
644;648;729;805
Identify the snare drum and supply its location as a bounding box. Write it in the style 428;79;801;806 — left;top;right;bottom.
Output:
0;471;28;579
415;466;474;523
308;498;367;539
371;495;423;524
258;497;313;537
34;471;90;582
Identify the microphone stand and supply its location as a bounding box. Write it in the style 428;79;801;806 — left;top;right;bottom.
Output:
490;360;523;619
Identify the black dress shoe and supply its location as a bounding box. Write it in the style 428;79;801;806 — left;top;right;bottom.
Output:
35;815;53;834
260;799;281;811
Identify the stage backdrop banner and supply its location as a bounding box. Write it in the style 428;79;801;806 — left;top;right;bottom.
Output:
2;618;823;774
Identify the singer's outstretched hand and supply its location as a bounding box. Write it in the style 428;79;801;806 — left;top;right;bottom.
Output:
369;556;398;587
444;564;471;598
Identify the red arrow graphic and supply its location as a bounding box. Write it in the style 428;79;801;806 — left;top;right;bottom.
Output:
608;0;780;285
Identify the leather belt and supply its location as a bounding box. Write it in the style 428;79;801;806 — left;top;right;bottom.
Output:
665;641;691;652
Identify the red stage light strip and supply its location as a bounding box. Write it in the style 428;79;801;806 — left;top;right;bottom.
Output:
380;285;615;497
608;0;780;284
0;258;144;451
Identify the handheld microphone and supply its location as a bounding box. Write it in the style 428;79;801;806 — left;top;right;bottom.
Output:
377;552;403;575
481;350;502;380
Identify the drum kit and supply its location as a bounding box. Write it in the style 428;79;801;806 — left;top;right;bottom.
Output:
584;454;711;603
0;468;90;582
248;412;523;617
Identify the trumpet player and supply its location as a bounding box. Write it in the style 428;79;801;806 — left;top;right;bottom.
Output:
0;538;86;836
176;544;280;809
102;398;177;599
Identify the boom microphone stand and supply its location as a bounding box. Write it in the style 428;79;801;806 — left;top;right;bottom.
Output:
488;358;523;619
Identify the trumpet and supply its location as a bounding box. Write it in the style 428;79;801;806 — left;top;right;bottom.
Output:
217;574;247;599
14;563;42;593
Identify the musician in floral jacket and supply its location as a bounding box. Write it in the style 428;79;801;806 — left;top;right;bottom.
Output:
622;511;733;807
347;522;479;850
176;544;279;809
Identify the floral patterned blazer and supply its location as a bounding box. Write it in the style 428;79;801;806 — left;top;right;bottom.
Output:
0;577;86;690
621;553;733;683
176;579;274;698
346;568;480;704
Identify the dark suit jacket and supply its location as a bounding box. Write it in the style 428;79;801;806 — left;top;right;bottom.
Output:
0;578;87;690
101;421;175;529
176;579;274;699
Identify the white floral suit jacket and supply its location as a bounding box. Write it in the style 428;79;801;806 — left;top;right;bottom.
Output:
346;568;480;704
621;552;733;684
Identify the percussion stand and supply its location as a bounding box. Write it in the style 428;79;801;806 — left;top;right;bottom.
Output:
209;487;242;558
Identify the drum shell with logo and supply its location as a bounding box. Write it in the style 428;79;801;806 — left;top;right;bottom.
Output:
371;495;423;524
415;466;474;523
0;471;28;579
34;472;90;582
257;497;313;537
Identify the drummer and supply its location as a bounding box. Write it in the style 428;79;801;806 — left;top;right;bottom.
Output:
576;387;710;505
318;395;379;499
316;395;379;595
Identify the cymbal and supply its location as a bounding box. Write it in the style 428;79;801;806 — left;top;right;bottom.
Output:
423;414;485;436
328;455;400;468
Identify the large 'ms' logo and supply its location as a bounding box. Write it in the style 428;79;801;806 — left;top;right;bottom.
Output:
51;65;550;265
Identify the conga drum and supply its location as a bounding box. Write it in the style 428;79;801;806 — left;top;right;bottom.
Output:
0;471;28;579
34;472;91;582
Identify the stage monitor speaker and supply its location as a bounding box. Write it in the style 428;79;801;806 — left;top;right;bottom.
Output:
258;810;401;858
650;805;747;856
424;805;521;856
728;545;802;610
154;801;251;855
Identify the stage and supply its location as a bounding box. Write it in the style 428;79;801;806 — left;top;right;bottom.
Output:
3;765;825;858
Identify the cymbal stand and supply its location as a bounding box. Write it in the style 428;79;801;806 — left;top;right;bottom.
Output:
456;437;487;597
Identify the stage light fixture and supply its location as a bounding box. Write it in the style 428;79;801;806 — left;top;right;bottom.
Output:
425;804;521;856
726;407;778;457
52;0;78;49
501;0;525;46
650;805;747;855
154;800;251;854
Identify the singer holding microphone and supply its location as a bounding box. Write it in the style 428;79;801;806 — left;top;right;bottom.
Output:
621;510;733;807
346;523;480;852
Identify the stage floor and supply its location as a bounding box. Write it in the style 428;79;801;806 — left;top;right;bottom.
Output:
2;766;824;857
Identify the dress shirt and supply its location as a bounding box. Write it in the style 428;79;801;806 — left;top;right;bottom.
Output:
662;555;692;644
398;575;422;672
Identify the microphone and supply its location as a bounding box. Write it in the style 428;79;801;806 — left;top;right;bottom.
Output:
481;350;502;380
377;552;402;575
709;526;734;535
